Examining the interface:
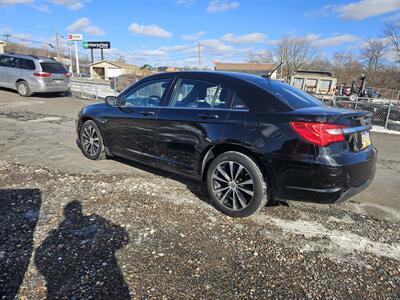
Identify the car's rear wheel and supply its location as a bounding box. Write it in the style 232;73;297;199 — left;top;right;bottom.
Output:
206;151;267;217
16;81;32;97
80;120;106;160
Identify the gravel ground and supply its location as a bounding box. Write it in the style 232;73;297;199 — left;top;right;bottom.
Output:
0;160;399;299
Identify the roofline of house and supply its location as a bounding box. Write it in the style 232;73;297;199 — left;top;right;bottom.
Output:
89;60;137;69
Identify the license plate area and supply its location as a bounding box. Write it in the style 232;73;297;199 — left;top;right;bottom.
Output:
353;131;371;151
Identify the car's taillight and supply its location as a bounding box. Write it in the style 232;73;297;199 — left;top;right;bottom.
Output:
290;121;348;147
64;72;71;78
33;72;52;77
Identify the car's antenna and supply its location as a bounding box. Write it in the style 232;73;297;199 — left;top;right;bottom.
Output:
262;62;282;79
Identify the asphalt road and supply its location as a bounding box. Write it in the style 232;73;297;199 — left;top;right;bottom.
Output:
0;88;399;299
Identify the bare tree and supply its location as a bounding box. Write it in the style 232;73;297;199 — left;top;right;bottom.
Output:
247;50;274;64
384;18;400;63
273;35;318;79
361;39;386;84
331;52;363;86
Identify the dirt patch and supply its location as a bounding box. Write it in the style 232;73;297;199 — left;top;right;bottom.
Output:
0;161;399;299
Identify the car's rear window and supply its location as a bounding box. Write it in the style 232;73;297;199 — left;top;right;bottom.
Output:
40;63;67;74
250;78;324;109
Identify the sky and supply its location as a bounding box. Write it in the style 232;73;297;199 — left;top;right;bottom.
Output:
0;0;400;68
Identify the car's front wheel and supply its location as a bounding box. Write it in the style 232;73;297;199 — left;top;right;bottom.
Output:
206;151;268;217
80;120;106;160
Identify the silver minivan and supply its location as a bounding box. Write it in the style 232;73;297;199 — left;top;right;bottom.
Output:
0;53;71;96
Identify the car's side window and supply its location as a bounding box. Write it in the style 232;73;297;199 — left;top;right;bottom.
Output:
231;94;248;110
0;55;18;68
19;58;36;70
0;55;6;67
169;79;233;109
121;79;170;107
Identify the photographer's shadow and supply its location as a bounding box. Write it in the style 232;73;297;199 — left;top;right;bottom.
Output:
34;201;130;299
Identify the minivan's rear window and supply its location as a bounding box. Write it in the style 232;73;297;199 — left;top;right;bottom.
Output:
40;63;67;74
251;78;324;109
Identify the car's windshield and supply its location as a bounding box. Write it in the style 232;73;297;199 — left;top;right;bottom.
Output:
251;78;324;109
40;63;67;74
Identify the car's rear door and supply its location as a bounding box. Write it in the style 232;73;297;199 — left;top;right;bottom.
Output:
104;76;172;164
156;76;232;176
19;58;37;84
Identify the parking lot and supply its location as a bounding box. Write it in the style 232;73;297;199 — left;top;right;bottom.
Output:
0;88;399;298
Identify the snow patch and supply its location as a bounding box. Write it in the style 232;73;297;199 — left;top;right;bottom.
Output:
253;215;400;261
270;218;400;261
371;126;400;135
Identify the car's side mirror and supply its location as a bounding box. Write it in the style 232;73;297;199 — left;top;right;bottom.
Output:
105;96;118;106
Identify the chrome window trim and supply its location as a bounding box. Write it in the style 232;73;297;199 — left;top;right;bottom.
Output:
113;105;249;112
342;125;372;134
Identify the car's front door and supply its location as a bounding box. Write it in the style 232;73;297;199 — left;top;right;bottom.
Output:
156;77;233;176
0;55;20;88
105;77;172;164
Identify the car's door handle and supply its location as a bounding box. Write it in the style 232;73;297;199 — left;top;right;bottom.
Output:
140;111;155;116
197;113;219;119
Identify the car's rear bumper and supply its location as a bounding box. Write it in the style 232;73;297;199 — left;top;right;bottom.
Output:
32;85;70;93
30;79;70;93
269;146;377;204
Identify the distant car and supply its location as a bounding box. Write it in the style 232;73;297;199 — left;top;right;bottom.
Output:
0;53;71;96
365;87;381;99
76;71;377;217
74;73;91;78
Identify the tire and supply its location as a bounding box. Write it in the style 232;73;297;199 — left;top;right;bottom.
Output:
206;151;268;218
16;81;32;97
79;120;106;160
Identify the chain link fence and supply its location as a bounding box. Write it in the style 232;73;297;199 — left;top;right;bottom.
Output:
70;78;117;100
326;96;400;132
69;75;148;100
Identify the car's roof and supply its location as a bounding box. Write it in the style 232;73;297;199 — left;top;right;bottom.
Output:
2;52;60;63
159;71;263;81
149;70;269;84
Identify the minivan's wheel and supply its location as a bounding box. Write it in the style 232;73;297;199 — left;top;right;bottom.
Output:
16;81;32;97
206;151;267;217
80;120;106;160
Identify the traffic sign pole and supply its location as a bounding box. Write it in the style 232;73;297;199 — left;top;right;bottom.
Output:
75;41;80;75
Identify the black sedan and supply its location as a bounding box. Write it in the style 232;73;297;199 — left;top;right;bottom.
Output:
76;71;377;217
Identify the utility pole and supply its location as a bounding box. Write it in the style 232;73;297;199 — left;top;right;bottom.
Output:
3;34;10;43
281;46;285;81
55;30;60;61
197;42;201;70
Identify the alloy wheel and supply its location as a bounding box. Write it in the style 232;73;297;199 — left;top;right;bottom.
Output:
19;83;27;95
211;161;254;211
81;125;100;156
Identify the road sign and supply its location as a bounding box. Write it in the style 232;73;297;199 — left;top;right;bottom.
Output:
67;34;83;41
83;41;111;49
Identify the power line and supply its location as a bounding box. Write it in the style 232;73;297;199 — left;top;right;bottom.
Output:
1;34;54;47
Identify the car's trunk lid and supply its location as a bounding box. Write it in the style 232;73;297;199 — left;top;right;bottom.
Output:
40;62;69;86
